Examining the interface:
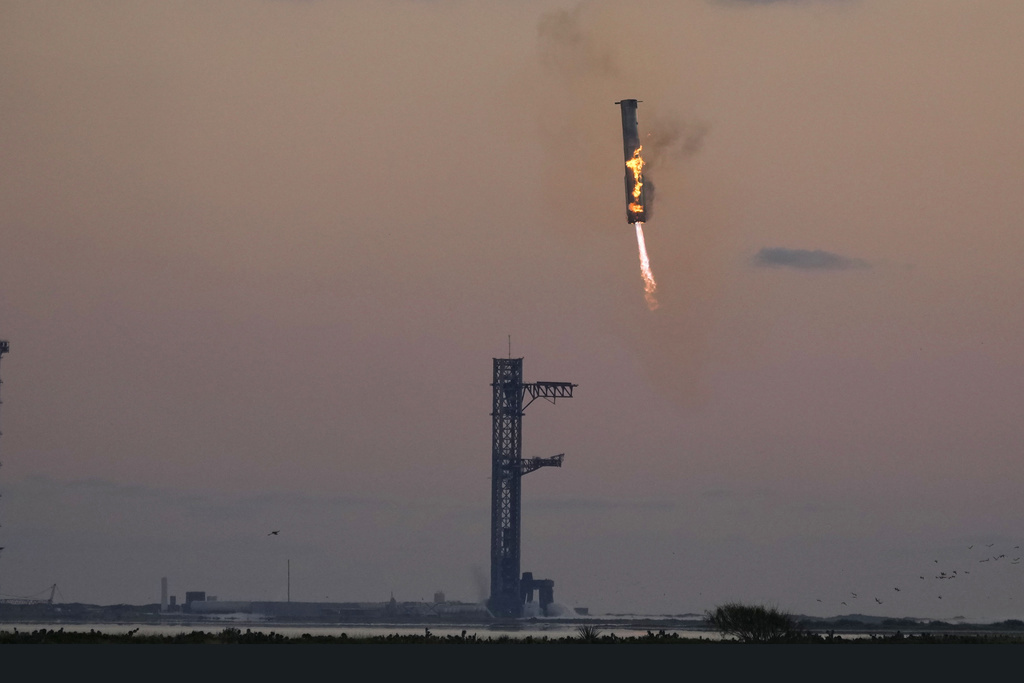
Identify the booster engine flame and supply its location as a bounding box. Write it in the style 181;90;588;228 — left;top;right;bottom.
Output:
628;146;657;309
634;221;659;310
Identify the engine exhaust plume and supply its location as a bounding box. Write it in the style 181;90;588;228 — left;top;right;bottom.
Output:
635;222;659;310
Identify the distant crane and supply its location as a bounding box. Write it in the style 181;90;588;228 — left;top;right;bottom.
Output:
0;583;60;605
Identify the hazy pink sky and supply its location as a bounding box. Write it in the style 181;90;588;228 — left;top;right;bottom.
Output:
2;0;1023;620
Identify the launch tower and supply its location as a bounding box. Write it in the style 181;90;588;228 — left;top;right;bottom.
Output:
488;357;575;618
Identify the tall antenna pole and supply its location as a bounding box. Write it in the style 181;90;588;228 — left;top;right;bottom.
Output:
0;340;8;463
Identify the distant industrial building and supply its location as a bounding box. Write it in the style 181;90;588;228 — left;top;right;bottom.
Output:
184;591;206;610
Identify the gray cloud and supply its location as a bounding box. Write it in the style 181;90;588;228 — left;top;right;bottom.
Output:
643;115;709;169
753;247;868;271
536;6;619;80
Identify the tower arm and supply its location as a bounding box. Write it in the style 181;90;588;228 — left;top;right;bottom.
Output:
522;381;576;409
517;453;564;476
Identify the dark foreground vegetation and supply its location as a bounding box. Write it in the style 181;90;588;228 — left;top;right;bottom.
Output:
4;602;1024;644
5;625;1024;644
705;602;1024;644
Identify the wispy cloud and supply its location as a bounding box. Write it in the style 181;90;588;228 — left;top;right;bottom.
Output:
753;247;868;271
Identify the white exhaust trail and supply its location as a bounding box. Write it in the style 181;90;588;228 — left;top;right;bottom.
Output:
634;222;659;310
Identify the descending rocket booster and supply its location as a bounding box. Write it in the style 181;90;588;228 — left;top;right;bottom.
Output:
615;98;659;310
615;99;646;224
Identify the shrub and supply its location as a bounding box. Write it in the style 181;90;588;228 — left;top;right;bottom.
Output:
575;624;603;642
705;602;800;643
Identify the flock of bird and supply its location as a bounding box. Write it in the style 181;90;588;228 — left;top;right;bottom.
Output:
814;541;1024;612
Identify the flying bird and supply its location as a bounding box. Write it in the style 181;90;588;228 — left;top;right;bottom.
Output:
268;530;280;536
894;587;901;592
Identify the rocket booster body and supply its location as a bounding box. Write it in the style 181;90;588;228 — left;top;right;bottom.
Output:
616;99;646;224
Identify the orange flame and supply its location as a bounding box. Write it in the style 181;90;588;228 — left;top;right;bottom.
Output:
626;145;644;209
634;221;658;310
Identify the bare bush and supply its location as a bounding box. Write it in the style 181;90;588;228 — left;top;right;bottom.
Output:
705;602;799;643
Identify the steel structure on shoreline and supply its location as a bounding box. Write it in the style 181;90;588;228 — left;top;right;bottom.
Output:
488;357;575;618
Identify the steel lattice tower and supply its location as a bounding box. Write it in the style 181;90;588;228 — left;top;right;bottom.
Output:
488;357;575;618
